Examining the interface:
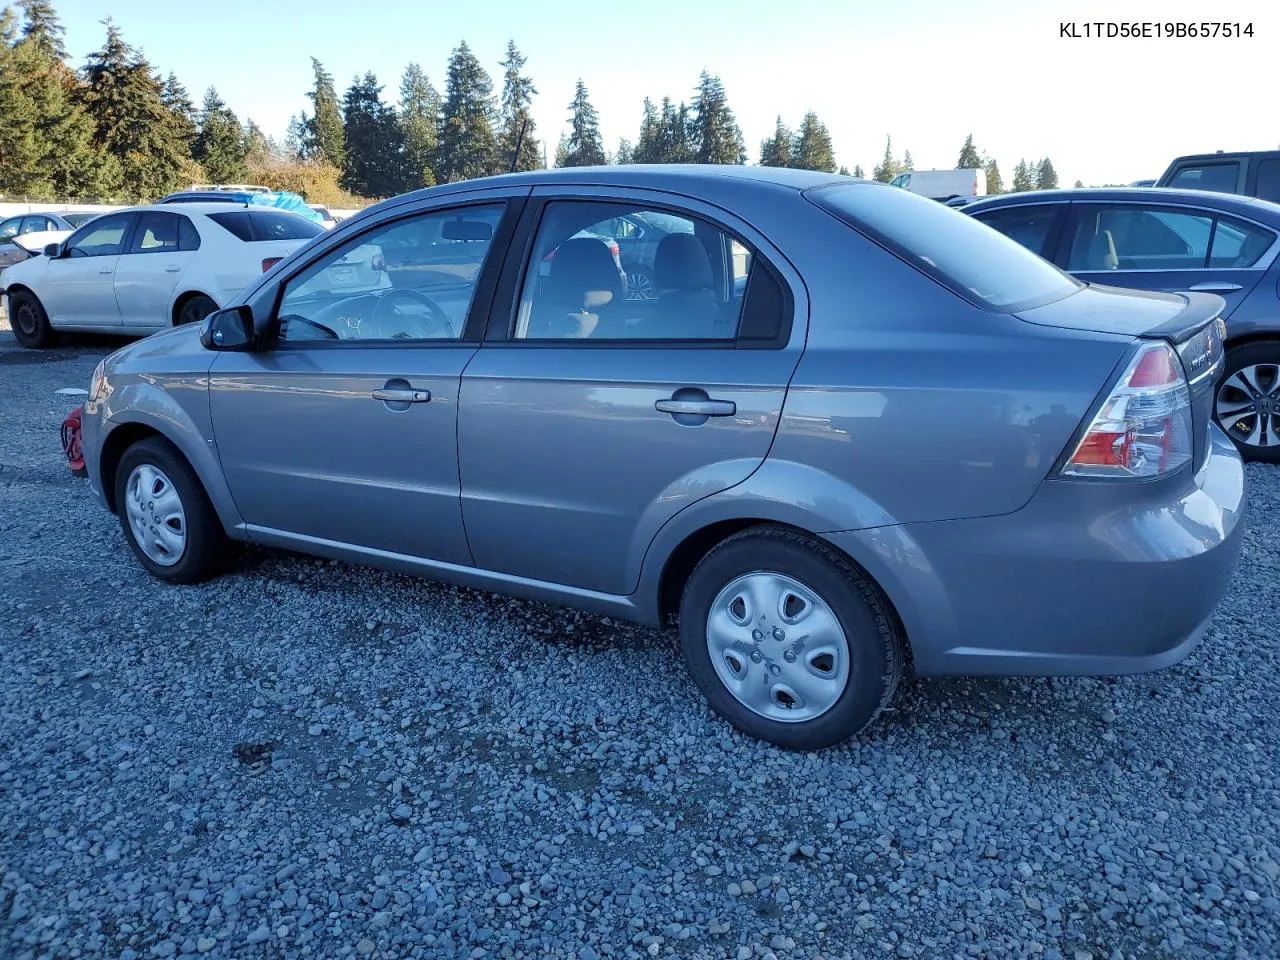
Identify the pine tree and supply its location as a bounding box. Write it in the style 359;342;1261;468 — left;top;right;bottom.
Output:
160;72;196;154
655;98;694;163
304;58;345;169
692;71;745;164
1011;159;1034;192
984;157;1003;195
902;149;914;171
957;133;982;169
398;63;439;188
1036;157;1058;190
837;165;850;176
633;97;661;163
561;78;606;167
498;41;540;172
243;119;274;167
791;111;836;172
341;72;404;198
758;116;792;167
80;20;187;198
1073;179;1084;189
553;133;569;168
436;40;499;182
284;113;307;160
872;135;899;182
614;138;634;164
193;87;246;183
853;164;865;179
17;0;64;60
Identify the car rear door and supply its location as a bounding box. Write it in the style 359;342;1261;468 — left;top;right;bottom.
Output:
1060;202;1275;318
38;212;134;327
457;186;806;597
113;211;201;329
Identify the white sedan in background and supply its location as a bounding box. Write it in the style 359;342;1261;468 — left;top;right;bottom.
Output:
0;203;324;348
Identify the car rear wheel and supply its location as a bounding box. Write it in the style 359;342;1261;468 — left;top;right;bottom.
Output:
7;290;54;348
176;294;218;326
114;437;230;583
678;526;904;750
1215;341;1280;463
624;269;657;301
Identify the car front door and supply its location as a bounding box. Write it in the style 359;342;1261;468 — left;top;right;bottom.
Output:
113;211;201;329
208;193;525;565
457;188;806;596
1060;203;1275;317
40;212;134;327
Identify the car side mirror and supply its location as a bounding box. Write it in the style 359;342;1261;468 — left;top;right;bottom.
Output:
199;305;255;351
44;242;62;258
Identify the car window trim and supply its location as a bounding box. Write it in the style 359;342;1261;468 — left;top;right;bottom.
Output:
1060;201;1280;273
264;195;528;351
480;193;795;351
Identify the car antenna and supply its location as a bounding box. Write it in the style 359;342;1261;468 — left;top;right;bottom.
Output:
509;118;528;174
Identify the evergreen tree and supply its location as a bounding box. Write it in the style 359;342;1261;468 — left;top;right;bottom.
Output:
341;72;405;198
80;20;187;198
837;165;850;176
561;78;606;167
957;133;982;169
692;71;745;164
553;133;569;168
758;115;792;167
1011;158;1034;192
853;164;865;179
193;87;246;183
655;98;694;163
1035;157;1058;190
791;111;836;172
498;40;540;172
1073;179;1084;189
436;40;499;182
284;113;307;160
17;0;64;60
872;135;900;182
633;97;661;163
614;138;634;164
902;149;914;171
243;119;274;167
984;157;1003;195
160;72;196;154
303;58;345;169
398;63;439;188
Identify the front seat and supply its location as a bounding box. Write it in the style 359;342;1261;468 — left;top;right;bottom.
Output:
653;234;719;336
529;237;624;338
1085;228;1119;270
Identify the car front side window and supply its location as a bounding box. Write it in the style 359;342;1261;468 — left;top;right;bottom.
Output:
275;203;505;344
65;214;132;258
513;201;752;341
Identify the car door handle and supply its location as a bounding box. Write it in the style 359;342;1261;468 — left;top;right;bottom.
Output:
98;267;113;274
164;265;182;273
372;387;431;403
655;398;736;417
1188;281;1242;293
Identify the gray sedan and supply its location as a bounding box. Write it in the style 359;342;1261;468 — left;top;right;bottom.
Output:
77;166;1246;750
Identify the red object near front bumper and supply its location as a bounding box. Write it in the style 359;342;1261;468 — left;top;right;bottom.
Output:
62;405;86;477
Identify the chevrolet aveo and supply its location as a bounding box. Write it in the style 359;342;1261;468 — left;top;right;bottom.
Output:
77;166;1247;750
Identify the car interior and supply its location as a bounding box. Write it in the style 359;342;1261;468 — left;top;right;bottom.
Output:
1070;207;1274;271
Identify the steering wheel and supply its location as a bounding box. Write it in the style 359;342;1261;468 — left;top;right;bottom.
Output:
371;289;454;340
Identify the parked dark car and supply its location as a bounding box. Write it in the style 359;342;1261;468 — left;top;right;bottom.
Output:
1156;150;1280;203
79;167;1244;750
964;187;1280;460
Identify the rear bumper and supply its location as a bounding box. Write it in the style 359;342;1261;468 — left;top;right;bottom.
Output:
824;423;1247;677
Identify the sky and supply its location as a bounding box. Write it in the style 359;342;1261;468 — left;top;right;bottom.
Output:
49;0;1276;187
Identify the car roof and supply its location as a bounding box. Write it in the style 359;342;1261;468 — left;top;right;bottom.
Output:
1169;150;1280;162
963;187;1280;223
112;202;303;217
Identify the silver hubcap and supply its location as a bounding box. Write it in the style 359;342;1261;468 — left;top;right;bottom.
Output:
624;272;656;301
124;464;187;566
1216;363;1280;449
706;572;850;723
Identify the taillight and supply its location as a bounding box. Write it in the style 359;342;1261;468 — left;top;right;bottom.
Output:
1059;341;1193;479
262;257;282;273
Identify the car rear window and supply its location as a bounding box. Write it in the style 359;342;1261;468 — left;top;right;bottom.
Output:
207;210;324;242
806;183;1081;312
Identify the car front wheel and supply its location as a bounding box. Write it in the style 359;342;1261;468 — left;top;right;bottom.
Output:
114;437;230;583
1215;341;1280;463
679;526;904;750
7;290;54;348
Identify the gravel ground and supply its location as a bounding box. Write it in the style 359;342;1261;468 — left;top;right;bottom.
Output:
1;322;1278;960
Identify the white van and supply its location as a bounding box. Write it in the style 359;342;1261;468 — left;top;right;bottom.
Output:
888;169;986;201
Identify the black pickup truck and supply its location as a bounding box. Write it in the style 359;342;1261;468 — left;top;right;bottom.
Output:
1156;150;1280;203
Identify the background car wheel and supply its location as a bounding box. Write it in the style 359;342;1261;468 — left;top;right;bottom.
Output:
624;269;657;301
176;295;218;326
114;437;230;584
1215;341;1280;463
7;290;54;348
678;525;904;751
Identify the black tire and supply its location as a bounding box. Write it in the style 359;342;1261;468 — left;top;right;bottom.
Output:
176;294;218;326
1216;340;1280;464
7;289;54;348
114;437;230;584
678;525;904;751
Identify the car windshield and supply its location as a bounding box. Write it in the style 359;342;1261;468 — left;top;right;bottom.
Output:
806;184;1081;312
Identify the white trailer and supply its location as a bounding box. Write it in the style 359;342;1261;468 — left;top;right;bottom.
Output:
888;169;986;201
